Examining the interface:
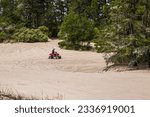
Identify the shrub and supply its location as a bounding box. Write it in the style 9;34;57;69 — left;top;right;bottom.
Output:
38;26;49;36
58;41;81;50
0;23;16;42
5;25;15;34
0;31;7;43
12;27;48;43
58;41;93;51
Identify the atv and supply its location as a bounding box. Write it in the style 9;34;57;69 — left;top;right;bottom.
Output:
48;52;61;59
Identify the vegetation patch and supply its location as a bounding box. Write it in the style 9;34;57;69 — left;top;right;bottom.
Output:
12;26;48;43
0;88;63;100
58;12;95;51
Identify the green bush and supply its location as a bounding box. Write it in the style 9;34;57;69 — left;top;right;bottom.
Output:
58;41;93;51
0;23;16;43
12;27;48;43
38;26;49;36
5;25;15;34
58;41;81;50
107;53;130;65
0;31;7;43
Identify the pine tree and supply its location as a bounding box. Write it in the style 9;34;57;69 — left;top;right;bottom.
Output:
95;0;150;67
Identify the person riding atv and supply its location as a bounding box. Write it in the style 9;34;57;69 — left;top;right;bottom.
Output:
48;49;61;59
52;48;55;54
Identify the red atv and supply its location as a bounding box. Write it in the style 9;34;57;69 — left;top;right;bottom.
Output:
48;52;61;59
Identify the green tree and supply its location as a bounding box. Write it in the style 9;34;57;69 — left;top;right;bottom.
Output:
0;0;21;24
95;0;150;67
20;0;69;37
70;0;107;26
58;11;95;50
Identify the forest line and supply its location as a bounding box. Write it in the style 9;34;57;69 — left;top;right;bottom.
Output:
0;0;150;67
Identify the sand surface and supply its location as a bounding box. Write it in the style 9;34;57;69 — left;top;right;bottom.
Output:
0;39;150;99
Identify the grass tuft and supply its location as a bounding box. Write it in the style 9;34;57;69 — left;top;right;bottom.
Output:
0;88;63;100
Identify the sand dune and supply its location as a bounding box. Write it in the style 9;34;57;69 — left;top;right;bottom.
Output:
0;39;150;99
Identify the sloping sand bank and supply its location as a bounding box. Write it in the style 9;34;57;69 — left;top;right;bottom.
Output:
0;40;150;99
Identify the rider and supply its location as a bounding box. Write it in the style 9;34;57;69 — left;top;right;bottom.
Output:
52;48;55;54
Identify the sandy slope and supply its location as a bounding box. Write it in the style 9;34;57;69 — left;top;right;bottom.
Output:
0;39;150;99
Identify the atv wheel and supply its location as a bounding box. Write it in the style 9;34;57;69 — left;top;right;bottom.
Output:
58;56;61;59
50;56;54;59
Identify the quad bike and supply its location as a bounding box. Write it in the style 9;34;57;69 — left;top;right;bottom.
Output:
48;52;61;59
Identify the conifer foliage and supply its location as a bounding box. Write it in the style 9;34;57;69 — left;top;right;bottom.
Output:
95;0;150;67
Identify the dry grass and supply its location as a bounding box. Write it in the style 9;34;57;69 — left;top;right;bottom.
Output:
0;88;36;100
0;88;63;100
